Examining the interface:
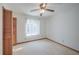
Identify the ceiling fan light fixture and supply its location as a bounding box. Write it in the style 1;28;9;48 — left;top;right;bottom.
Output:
40;9;45;13
30;3;54;16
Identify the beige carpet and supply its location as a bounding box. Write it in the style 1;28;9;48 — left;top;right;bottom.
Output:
13;39;79;55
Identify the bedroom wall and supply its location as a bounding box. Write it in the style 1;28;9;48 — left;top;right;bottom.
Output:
13;12;46;43
0;4;3;55
46;3;79;51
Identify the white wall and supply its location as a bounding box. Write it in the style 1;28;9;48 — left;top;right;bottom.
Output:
13;12;26;43
0;4;3;55
13;12;46;43
46;4;79;51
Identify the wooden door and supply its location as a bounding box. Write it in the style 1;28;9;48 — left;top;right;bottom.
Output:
12;17;17;45
3;7;12;55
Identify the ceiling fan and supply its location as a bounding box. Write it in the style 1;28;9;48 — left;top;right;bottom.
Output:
30;3;55;16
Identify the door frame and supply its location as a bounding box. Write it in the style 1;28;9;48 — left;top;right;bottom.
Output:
12;17;17;45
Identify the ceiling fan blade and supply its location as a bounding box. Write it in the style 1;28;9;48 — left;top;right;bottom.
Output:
40;13;43;16
30;9;39;12
46;9;55;12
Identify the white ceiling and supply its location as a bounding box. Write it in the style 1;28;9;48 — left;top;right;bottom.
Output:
3;3;63;17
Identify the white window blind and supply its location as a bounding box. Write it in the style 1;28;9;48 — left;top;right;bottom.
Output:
26;19;40;36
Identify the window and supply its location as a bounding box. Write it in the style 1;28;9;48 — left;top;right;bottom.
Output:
26;19;40;36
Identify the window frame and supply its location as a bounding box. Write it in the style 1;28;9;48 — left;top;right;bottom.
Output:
25;19;40;36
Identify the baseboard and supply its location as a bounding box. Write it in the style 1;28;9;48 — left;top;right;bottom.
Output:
13;38;47;46
46;38;79;53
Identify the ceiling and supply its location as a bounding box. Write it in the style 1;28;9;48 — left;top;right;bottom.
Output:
3;3;63;17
